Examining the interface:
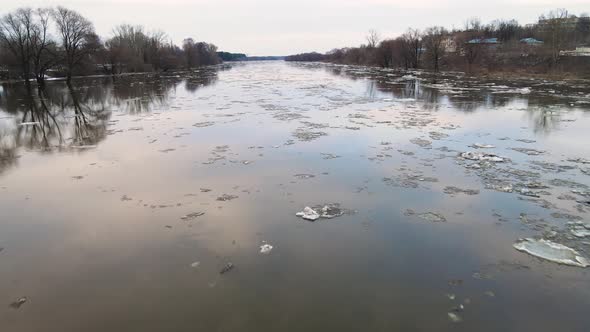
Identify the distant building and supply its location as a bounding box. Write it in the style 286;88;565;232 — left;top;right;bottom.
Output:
560;47;590;57
467;38;500;45
466;38;500;51
520;38;544;45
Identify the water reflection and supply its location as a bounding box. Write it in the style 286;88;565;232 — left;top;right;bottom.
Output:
291;62;588;132
0;61;589;332
0;67;221;174
0;62;585;176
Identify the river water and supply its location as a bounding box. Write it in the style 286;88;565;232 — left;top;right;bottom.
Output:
1;61;589;331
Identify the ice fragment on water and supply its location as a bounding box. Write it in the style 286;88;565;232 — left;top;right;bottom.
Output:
10;297;27;309
296;204;350;221
459;151;505;162
180;212;205;220
405;209;446;222
296;207;320;221
260;244;273;254
513;238;589;268
470;143;495;149
448;312;462;323
511;147;544;156
443;186;480;195
217;194;238;201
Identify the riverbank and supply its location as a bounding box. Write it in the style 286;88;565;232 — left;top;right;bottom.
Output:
310;60;590;81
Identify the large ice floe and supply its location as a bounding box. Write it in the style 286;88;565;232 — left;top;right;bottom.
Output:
513;238;589;268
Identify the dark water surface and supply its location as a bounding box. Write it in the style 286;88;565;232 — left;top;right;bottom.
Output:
1;62;589;331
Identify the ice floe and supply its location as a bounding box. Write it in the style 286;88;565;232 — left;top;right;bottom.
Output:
459;151;505;162
296;207;320;221
260;244;273;254
513;238;589;268
296;204;351;221
470;143;495;149
443;186;480;196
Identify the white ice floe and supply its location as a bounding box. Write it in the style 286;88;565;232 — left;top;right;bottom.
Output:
486;183;514;193
260;244;273;254
296;207;320;221
513;238;589;268
448;312;462;323
460;151;505;162
571;223;590;238
296;204;346;220
471;143;496;149
493;87;531;94
518;87;532;94
571;229;590;238
18;121;40;126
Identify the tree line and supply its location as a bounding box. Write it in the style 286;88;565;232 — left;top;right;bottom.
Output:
0;6;221;86
286;9;590;76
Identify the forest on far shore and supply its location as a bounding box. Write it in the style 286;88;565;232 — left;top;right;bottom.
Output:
286;9;590;77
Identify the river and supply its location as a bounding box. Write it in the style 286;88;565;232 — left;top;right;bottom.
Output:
1;61;589;331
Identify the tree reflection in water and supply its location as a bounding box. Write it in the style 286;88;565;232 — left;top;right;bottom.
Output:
301;62;580;128
0;67;220;174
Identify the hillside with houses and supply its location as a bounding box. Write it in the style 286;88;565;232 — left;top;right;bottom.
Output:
287;9;590;77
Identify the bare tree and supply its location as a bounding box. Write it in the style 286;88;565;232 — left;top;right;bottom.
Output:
108;24;150;72
463;43;480;71
145;30;167;70
464;17;482;32
30;8;57;85
456;29;484;71
182;38;196;69
375;38;406;68
539;8;570;64
539;9;570;63
0;8;35;86
103;36;127;74
423;26;447;71
576;15;590;45
52;6;95;82
366;29;380;48
401;28;422;69
112;25;146;59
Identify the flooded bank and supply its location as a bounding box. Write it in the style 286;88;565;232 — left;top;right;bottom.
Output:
1;61;589;331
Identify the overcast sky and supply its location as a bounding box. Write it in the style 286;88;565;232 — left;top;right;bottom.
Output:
1;0;588;55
